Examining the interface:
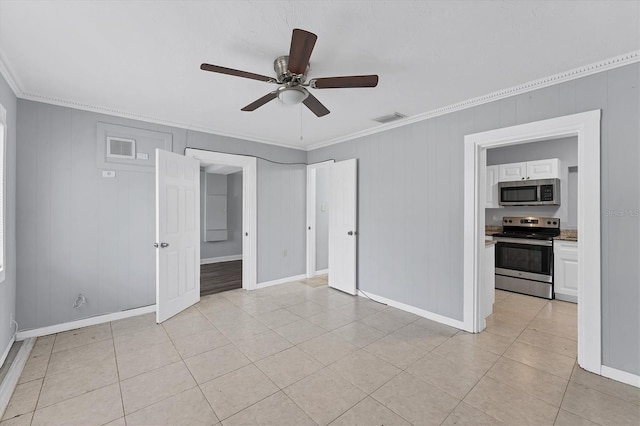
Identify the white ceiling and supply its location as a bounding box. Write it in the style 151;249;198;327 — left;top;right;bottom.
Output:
0;1;638;150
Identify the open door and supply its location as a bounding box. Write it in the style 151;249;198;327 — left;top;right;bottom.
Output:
155;149;200;323
328;159;357;295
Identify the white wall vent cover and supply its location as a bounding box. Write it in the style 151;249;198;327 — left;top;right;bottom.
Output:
372;112;407;124
106;137;136;159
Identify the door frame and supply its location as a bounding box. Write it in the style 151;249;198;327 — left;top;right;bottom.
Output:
185;148;258;290
306;160;334;278
462;110;602;375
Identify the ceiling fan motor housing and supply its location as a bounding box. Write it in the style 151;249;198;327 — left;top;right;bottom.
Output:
274;55;309;83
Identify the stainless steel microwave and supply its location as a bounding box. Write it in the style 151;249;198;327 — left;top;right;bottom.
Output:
498;178;560;206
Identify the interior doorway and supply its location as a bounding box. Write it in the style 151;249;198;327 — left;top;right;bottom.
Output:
306;161;334;278
185;148;258;291
199;165;243;296
463;110;602;377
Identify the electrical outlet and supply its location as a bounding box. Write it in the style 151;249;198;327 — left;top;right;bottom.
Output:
282;249;288;257
9;313;14;329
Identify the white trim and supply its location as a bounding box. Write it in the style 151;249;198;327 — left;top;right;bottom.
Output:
200;254;243;265
357;291;466;331
315;269;328;276
0;336;15;369
0;338;34;421
0;103;6;284
185;148;258;291
257;274;307;289
0;51;635;152
307;51;637;151
15;305;155;340
0;50;22;97
306;160;335;278
601;365;640;389
463;110;602;375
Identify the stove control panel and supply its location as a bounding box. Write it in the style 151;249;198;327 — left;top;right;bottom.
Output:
502;216;560;229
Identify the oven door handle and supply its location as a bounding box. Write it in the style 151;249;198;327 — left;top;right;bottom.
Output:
493;237;553;247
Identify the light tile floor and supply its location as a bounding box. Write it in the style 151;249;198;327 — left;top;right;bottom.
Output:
2;277;639;425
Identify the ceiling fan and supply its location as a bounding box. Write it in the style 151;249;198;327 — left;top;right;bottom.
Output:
200;28;379;117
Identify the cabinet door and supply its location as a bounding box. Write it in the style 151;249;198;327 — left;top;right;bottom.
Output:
526;159;559;180
485;165;501;208
554;241;578;302
498;162;527;182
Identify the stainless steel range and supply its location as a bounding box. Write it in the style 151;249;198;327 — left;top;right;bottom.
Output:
492;216;560;299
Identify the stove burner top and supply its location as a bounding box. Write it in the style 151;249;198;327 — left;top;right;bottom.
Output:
492;231;555;241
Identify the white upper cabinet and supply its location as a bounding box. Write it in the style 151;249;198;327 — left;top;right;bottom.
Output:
526;158;560;180
498;158;560;182
485;165;501;208
498;162;527;182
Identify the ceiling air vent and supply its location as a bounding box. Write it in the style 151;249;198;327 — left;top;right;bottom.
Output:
372;112;407;124
106;137;136;159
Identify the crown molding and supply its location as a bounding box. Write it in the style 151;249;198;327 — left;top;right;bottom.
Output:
16;91;306;151
306;50;640;151
0;50;23;97
1;50;637;152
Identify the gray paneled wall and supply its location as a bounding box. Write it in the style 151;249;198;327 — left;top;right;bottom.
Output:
315;167;329;271
200;171;243;260
0;72;17;361
486;136;578;228
16;100;306;330
257;160;306;282
308;63;640;376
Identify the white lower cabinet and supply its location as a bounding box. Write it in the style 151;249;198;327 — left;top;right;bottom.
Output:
554;240;578;303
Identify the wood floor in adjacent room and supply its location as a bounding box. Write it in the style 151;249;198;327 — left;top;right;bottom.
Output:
201;260;242;296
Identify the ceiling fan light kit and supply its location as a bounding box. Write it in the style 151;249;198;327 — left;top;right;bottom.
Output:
277;85;309;106
200;28;379;117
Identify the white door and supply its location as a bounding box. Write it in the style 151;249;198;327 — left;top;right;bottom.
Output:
156;149;200;323
328;159;357;295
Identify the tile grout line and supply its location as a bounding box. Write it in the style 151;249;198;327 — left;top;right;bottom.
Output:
438;294;562;423
28;334;56;424
109;322;127;425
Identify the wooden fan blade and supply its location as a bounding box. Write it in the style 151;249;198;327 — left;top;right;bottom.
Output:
288;28;317;75
311;75;379;89
241;92;278;111
200;63;274;82
303;93;330;117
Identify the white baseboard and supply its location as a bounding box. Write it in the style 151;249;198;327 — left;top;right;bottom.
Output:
555;293;578;303
0;338;35;420
200;254;243;265
257;274;307;289
357;290;466;331
601;365;640;388
315;269;329;276
0;336;15;370
16;305;156;340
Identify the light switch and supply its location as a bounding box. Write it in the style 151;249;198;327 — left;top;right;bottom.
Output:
102;170;116;178
321;204;327;212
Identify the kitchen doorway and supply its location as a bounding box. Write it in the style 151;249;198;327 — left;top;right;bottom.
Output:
463;110;602;377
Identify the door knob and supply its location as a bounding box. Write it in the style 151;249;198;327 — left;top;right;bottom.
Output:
153;243;159;248
348;231;354;236
160;242;169;248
